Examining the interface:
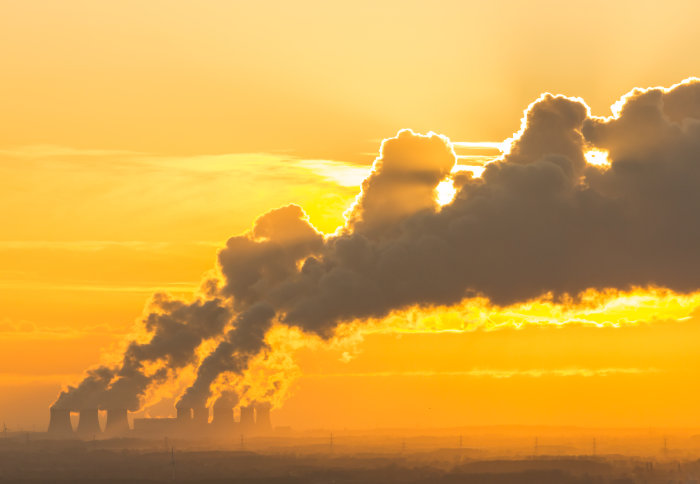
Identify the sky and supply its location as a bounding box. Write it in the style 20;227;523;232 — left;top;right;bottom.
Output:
2;0;700;431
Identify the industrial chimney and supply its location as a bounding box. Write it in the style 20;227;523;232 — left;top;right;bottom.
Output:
255;402;272;432
239;405;255;432
76;408;101;437
47;407;73;436
104;408;129;436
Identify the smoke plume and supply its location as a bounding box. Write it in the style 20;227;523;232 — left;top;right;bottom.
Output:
56;78;700;414
53;294;231;410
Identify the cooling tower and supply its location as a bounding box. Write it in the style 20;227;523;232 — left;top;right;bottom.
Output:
240;405;255;431
47;407;73;436
192;406;209;426
255;403;272;432
76;408;101;437
104;408;129;435
212;406;234;427
176;406;192;425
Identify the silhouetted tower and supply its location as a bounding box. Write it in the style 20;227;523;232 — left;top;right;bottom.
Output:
240;405;255;432
255;403;272;432
192;406;209;427
212;405;234;427
104;408;129;436
48;407;73;436
76;408;101;437
176;406;192;426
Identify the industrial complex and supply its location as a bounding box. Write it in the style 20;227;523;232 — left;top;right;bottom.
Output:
47;403;272;439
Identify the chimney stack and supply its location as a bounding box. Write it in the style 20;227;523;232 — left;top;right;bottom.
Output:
76;408;101;437
48;407;73;436
104;408;129;436
255;403;272;432
239;405;255;432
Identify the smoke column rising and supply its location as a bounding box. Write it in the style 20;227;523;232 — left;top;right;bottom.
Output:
55;78;700;415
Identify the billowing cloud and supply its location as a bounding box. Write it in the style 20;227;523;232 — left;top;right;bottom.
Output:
53;294;231;411
345;129;457;238
218;204;324;308
57;78;700;415
177;302;275;408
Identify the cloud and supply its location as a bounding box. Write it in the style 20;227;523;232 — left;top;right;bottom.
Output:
345;129;457;239
57;78;700;414
175;78;700;408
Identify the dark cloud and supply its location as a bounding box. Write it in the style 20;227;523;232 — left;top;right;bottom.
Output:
213;390;239;410
218;204;324;308
279;81;700;329
346;129;457;239
173;131;462;406
177;80;700;405
59;78;700;414
507;94;589;173
580;80;700;291
53;366;114;410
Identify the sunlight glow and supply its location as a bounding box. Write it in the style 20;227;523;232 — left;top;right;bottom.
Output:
453;164;487;178
298;160;370;187
452;141;507;151
584;149;611;167
436;180;457;206
360;287;700;334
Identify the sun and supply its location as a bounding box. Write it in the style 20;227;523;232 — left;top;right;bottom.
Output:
584;149;610;167
435;180;457;206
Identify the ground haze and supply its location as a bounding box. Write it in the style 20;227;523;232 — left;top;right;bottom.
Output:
2;426;700;482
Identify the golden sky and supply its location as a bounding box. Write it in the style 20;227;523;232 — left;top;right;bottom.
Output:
2;0;700;430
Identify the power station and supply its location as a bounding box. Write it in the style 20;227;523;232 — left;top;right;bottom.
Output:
47;402;273;439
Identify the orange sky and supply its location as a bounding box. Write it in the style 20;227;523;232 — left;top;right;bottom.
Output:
2;0;700;430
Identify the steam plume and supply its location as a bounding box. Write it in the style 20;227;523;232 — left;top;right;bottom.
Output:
53;295;230;410
57;78;700;414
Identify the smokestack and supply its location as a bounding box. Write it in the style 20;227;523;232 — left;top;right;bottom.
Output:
76;408;101;437
240;405;255;431
212;406;234;427
47;407;73;436
255;403;272;433
192;406;209;426
104;408;129;436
